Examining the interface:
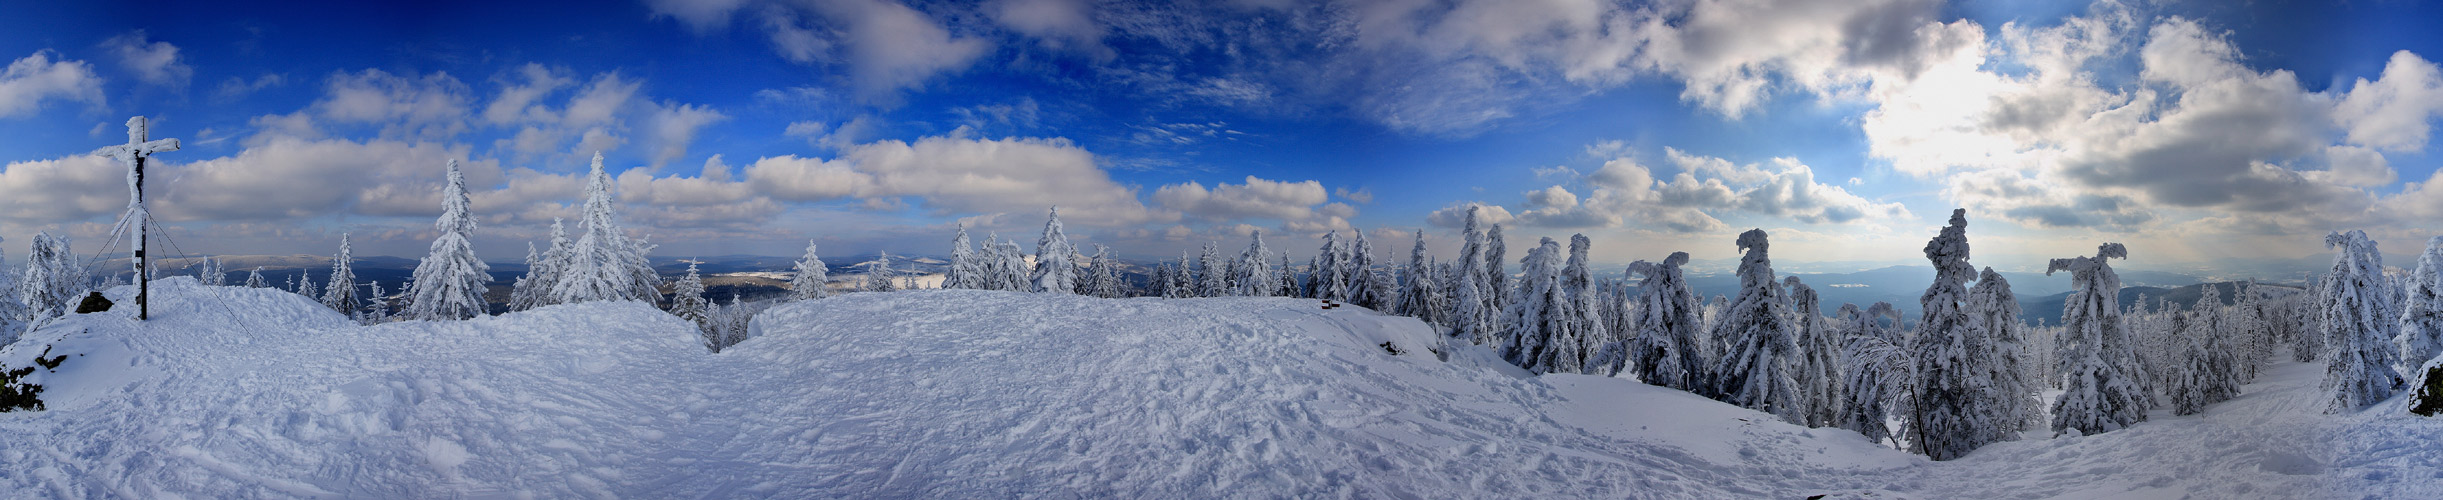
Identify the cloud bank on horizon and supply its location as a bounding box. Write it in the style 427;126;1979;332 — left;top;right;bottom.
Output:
2;0;2441;268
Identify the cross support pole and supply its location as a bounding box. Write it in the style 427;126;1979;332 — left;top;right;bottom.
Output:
91;116;178;321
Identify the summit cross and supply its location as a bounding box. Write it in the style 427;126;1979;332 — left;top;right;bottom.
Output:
90;116;180;320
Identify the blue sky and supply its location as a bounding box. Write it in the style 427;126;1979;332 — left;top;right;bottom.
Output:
5;0;2443;272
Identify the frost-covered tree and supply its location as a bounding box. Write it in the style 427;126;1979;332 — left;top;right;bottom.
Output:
16;232;85;321
1031;207;1077;294
406;160;493;321
245;267;267;289
705;293;769;353
2168;284;2243;415
864;252;899;293
552;152;661;304
945;225;983;290
1501;237;1586;374
1485;224;1510;315
322;234;360;315
2232;279;2273;381
1393;230;1447;328
2320;230;2403;412
976;234;1008;291
1235;231;1274;297
790;240;831;300
670;261;711;334
2047;242;2150;436
1968;268;2040;435
2399;236;2443;373
1787;276;1841;429
995;239;1032;292
1713;229;1802;421
1195;243;1226;297
297;270;318;300
1450;208;1498;344
1561;234;1608;373
512;219;572;311
1310;231;1351;301
1625;252;1708;390
196;257;225;286
364;281;388;325
1275;253;1299;298
1080;245;1124;298
2295;277;2329;362
1350;230;1389;310
1841;302;1911;446
1905;210;2016;460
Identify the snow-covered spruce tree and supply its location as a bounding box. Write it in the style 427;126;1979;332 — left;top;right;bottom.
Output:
297;270;318;300
1235;231;1274;297
2046;242;2149;436
1712;229;1802;421
196;257;225;286
2295;277;2328;362
1968;268;2040;435
406;159;494;321
2233;279;2273;381
1350;230;1390;310
245;266;267;288
1701;294;1728;334
944;225;981;290
1908;209;2000;460
552;152;661;305
1031;207;1076;294
1080;245;1124;298
1148;263;1171;297
322;234;360;315
1196;243;1227;297
977;234;1009;291
1275;253;1299;297
2320;230;2403;413
790;240;830;300
2168;285;2243;415
1500;238;1584;374
1311;231;1350;301
864;252;899;293
2200;285;2243;405
1485;224;1510;315
1624;252;1707;387
995;239;1032;292
1786;276;1842;429
16;232;85;321
1841;302;1911;446
1561;234;1609;375
1168;262;1193;297
2399;236;2443;374
364;281;388;324
670;261;712;341
1449;207;1498;344
512;219;572;311
1393;230;1447;328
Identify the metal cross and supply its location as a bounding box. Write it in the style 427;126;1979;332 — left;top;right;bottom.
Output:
90;116;179;320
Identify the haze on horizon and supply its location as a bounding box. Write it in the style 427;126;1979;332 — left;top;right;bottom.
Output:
5;0;2443;274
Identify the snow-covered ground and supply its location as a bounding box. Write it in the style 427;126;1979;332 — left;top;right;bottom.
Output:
2;278;2437;498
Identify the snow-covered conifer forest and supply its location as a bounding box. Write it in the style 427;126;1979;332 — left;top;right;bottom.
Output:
12;1;2443;497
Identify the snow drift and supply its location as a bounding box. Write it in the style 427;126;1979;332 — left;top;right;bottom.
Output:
2;278;2438;498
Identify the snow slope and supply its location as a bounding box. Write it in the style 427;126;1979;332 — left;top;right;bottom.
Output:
2;278;2438;498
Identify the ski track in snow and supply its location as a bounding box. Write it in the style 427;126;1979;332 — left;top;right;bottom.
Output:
1;277;2438;499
